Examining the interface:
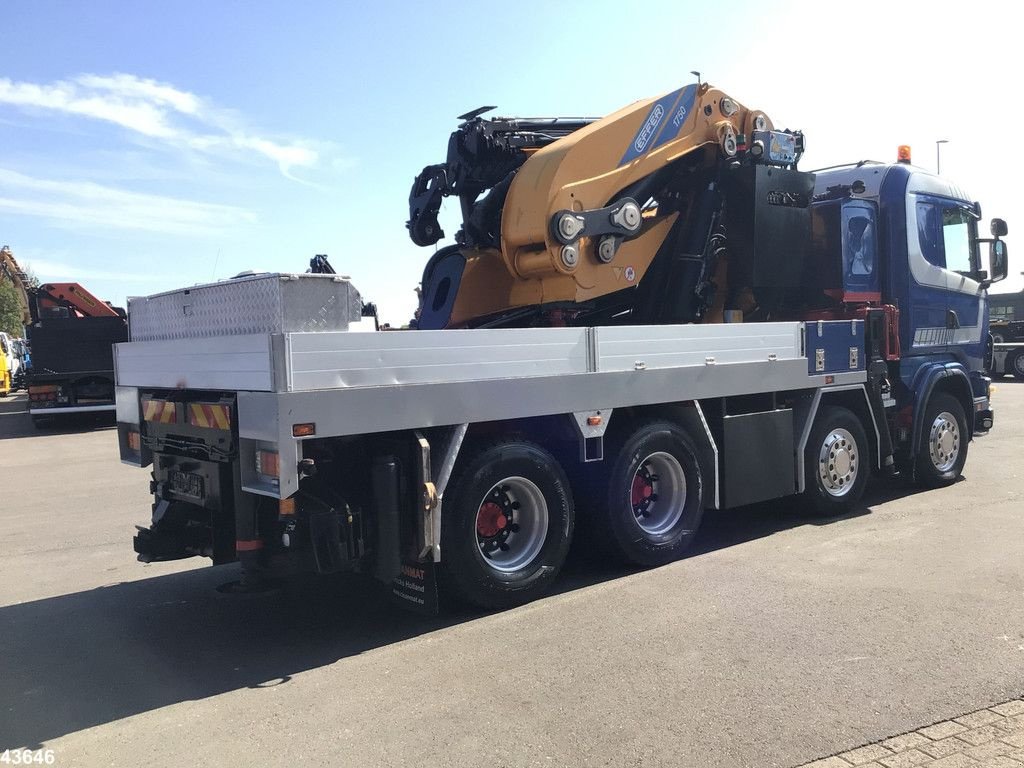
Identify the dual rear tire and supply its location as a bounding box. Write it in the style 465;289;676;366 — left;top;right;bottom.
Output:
440;423;705;609
440;440;574;610
589;421;704;567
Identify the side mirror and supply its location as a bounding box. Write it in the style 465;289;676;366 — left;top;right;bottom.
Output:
991;218;1008;237
989;239;1009;283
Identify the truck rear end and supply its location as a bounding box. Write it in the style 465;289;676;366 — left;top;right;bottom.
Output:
115;273;382;591
27;316;127;423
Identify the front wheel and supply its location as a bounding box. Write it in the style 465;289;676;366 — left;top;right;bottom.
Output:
594;421;704;567
440;439;574;609
803;405;870;516
1009;350;1024;381
915;392;968;488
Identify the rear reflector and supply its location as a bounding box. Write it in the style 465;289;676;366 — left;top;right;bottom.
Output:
127;430;141;451
256;449;279;478
142;398;176;424
189;402;231;429
292;422;315;437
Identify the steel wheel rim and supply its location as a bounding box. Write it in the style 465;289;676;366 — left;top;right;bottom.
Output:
929;411;960;472
1014;356;1024;376
474;476;549;573
630;451;687;535
818;427;859;497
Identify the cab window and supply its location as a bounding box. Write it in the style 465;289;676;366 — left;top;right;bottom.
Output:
916;198;978;274
842;203;876;278
941;207;973;274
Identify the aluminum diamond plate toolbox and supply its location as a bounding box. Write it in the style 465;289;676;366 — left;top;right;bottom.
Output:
127;273;362;341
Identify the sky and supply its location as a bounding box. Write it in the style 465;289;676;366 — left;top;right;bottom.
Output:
1;0;1020;326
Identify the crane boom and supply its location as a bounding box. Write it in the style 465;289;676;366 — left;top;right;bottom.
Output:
408;82;809;330
34;282;121;319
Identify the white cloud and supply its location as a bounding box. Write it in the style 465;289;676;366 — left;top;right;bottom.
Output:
0;73;328;177
75;73;201;115
25;257;173;284
0;167;257;235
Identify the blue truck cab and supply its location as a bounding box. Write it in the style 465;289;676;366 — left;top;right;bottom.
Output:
810;156;1008;478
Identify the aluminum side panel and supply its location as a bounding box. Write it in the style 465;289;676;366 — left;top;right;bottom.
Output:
114;334;275;391
285;328;592;390
597;322;801;371
239;359;863;440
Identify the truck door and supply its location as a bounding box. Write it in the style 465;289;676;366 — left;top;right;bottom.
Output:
909;195;984;364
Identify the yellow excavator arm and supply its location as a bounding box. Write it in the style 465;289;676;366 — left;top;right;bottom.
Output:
408;81;810;329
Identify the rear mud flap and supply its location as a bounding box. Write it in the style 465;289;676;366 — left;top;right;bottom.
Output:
390;560;439;615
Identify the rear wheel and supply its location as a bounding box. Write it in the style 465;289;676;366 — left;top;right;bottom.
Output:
594;421;704;567
440;439;573;609
803;405;869;516
915;392;968;487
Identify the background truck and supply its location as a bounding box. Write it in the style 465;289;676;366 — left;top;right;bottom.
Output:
0;246;31;396
114;81;1008;610
27;282;128;426
987;289;1024;379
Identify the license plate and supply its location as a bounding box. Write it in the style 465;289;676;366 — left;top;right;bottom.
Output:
168;470;204;500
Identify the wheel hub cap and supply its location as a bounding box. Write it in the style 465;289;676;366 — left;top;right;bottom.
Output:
475;477;549;574
476;501;508;538
818;427;858;497
629;452;687;536
929;412;960;472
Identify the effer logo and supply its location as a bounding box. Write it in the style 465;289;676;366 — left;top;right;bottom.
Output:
634;104;665;154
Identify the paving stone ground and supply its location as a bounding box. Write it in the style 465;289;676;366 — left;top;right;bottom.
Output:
798;698;1024;768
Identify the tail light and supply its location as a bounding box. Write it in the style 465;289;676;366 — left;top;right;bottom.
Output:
127;430;141;451
29;384;59;402
255;449;279;478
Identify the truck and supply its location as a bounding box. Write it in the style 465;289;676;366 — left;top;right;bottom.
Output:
27;282;128;426
987;289;1024;379
113;81;1009;610
0;246;31;396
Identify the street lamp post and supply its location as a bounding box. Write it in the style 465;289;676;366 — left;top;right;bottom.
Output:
936;139;949;174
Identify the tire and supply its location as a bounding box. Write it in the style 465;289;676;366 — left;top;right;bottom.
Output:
991;333;1005;344
803;405;870;516
915;392;968;488
440;439;574;609
593;421;704;567
1009;351;1024;381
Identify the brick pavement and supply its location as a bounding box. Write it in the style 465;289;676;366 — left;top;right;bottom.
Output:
798;698;1024;768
